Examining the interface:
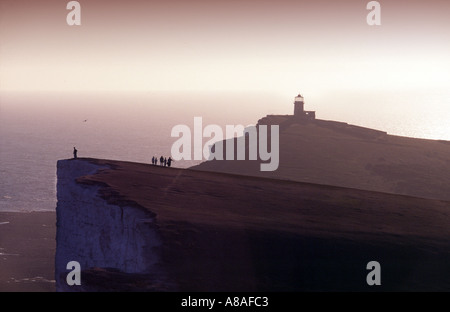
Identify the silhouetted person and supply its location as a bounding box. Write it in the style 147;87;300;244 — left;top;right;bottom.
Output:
164;157;167;167
167;157;172;167
151;156;155;165
160;156;164;166
73;147;78;159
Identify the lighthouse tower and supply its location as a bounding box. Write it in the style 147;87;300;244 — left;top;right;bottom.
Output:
293;93;315;119
293;94;304;116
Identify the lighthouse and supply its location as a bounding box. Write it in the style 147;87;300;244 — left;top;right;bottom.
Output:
293;94;315;119
294;94;305;116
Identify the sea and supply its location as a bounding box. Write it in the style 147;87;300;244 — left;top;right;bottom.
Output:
1;90;449;212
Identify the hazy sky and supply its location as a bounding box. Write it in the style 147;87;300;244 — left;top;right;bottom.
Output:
1;0;450;139
1;0;449;94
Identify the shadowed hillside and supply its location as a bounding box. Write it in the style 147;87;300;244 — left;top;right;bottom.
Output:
192;115;450;201
56;158;450;291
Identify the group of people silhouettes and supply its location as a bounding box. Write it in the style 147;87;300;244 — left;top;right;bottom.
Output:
152;156;173;167
72;147;173;168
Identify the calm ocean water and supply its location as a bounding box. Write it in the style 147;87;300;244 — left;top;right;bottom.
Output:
1;90;449;212
0;92;281;212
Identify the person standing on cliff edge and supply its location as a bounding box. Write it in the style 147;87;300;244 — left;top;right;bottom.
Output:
73;147;78;159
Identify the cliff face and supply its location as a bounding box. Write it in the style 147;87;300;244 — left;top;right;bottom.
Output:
55;160;164;291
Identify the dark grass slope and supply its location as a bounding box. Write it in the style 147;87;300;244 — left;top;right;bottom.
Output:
192;117;450;201
72;158;450;291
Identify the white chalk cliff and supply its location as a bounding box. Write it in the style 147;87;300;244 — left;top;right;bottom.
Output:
55;159;164;291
